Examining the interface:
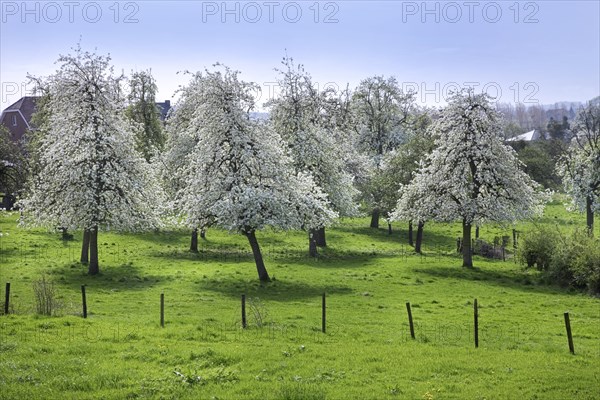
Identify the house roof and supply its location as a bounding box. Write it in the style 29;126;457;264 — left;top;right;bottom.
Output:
506;130;539;142
2;97;172;126
155;100;171;121
0;96;40;129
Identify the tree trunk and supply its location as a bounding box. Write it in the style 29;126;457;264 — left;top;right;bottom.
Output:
309;230;318;258
388;223;392;235
315;227;326;247
462;220;473;268
415;221;424;253
408;221;414;247
370;208;380;228
190;228;198;252
80;229;90;264
586;196;594;236
88;226;99;275
61;227;69;240
200;228;206;240
245;230;270;282
475;226;480;239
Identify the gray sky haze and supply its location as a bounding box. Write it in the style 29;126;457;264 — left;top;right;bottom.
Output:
1;1;599;110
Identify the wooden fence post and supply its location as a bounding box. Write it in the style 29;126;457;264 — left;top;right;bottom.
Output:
564;312;575;354
160;293;165;328
241;294;247;329
3;282;10;315
322;293;326;333
81;285;87;318
406;302;415;339
474;298;479;348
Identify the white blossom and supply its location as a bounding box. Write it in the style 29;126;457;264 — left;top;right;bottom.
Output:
169;65;335;279
392;89;548;266
556;101;600;232
268;57;357;219
20;47;163;233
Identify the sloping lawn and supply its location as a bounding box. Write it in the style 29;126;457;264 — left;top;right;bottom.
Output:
0;204;598;399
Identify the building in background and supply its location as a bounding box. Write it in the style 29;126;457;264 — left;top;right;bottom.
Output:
506;129;548;142
1;97;172;142
155;100;171;122
0;96;40;144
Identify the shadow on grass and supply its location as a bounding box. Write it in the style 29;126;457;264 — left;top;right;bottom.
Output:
0;236;81;264
149;245;411;269
196;276;353;301
134;229;294;248
413;264;571;295
48;261;165;291
122;230;188;247
333;224;458;250
130;226;457;268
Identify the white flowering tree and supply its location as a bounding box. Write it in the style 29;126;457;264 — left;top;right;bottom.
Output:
126;70;165;162
385;110;436;249
376;108;435;240
391;174;429;252
557;100;600;235
19;47;163;275
395;90;546;267
160;72;213;251
268;56;356;254
351;76;414;228
175;65;335;281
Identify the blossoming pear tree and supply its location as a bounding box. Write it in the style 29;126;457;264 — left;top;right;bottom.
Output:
395;90;547;267
351;76;415;228
377;108;435;239
268;56;356;254
556;100;600;235
160;70;216;250
174;65;335;281
20;46;163;275
391;172;430;253
125;70;166;162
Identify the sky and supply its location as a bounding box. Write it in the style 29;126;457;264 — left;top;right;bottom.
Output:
1;0;599;111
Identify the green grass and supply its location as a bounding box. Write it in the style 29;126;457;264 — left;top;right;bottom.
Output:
0;203;599;399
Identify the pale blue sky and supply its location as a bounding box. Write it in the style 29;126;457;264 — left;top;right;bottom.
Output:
1;1;599;110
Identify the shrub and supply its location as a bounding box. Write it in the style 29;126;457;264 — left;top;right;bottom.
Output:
32;275;61;316
248;297;270;328
571;235;600;295
518;226;559;270
520;227;600;295
546;237;577;287
473;239;504;259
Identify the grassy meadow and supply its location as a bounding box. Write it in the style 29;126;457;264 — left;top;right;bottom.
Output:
0;201;599;399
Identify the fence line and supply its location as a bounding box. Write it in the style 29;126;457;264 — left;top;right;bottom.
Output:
0;281;580;354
